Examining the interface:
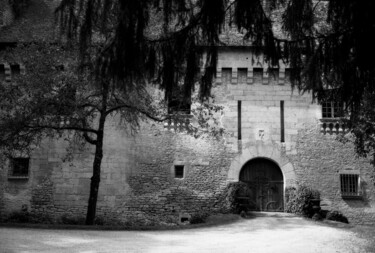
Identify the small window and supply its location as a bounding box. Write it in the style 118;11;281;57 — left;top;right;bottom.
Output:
9;157;29;178
0;64;5;80
174;165;184;179
322;101;344;118
168;99;191;115
10;64;20;75
340;172;361;199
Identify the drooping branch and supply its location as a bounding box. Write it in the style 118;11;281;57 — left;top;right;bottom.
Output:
83;132;97;145
24;124;98;135
105;104;171;122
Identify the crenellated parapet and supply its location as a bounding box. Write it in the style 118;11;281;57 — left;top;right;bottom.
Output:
213;66;289;85
0;63;25;82
3;62;11;82
205;50;289;85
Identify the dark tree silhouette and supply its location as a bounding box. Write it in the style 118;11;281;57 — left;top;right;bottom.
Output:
0;43;223;225
54;0;281;224
0;44;168;225
54;0;375;223
3;0;375;224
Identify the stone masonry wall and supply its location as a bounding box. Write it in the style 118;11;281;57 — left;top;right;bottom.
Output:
211;48;320;155
290;124;375;225
1;48;375;225
1;120;237;225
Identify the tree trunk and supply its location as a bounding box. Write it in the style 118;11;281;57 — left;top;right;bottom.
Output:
85;82;109;225
85;117;105;225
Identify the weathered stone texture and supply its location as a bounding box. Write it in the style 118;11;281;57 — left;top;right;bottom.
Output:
1;48;375;225
290;124;375;225
0;0;57;42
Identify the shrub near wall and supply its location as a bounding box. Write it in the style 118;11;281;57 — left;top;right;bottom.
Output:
214;181;252;214
285;185;320;218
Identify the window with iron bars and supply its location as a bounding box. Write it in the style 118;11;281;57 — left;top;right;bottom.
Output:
322;101;344;118
340;172;361;199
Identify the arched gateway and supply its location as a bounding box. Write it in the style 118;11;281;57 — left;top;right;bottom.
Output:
239;158;284;212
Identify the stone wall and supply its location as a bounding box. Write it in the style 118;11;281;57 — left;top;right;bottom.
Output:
0;0;15;28
0;120;237;225
290;124;375;225
1;48;375;225
208;48;320;162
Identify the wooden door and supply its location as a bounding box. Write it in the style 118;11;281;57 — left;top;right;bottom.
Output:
239;158;284;212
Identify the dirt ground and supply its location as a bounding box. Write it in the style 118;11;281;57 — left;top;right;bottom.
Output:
1;212;374;253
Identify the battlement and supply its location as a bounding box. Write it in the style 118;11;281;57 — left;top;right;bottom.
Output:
211;66;289;85
201;48;290;85
0;62;25;82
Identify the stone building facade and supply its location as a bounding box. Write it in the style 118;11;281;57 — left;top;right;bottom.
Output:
1;1;375;226
0;0;15;28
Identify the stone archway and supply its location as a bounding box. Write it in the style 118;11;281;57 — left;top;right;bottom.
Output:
227;143;297;189
239;158;284;211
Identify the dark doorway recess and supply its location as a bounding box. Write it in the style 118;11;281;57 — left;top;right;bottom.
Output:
238;158;284;212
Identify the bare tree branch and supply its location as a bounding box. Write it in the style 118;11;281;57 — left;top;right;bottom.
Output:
24;124;98;134
105;104;170;122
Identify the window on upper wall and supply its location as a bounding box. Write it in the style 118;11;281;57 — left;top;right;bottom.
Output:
322;101;344;118
10;64;20;75
174;165;184;179
168;99;191;115
167;85;191;115
340;170;361;199
0;64;5;80
8;157;29;178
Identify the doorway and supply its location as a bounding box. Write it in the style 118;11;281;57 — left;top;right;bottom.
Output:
239;158;284;211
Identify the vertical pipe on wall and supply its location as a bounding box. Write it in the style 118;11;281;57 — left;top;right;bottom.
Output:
238;100;242;140
280;100;285;143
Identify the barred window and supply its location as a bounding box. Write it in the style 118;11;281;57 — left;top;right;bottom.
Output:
322;102;344;118
340;171;361;198
9;157;29;178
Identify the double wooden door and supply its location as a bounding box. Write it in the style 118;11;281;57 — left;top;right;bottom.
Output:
239;158;284;212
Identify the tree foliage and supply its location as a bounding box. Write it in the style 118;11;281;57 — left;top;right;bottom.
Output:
55;0;375;111
55;0;282;101
0;42;224;224
55;0;375;159
2;0;375;224
0;43;156;152
0;43;164;224
281;1;375;158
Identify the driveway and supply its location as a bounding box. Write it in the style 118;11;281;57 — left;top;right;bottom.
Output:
0;212;373;253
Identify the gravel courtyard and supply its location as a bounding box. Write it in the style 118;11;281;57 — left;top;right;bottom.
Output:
1;212;374;253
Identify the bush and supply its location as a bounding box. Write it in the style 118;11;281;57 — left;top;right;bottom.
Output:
94;216;105;225
227;182;253;214
60;214;86;225
285;185;320;218
326;210;349;223
189;213;209;224
4;211;53;224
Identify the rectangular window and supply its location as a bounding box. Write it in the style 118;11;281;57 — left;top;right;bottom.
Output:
340;172;361;198
0;63;6;81
9;157;29;178
168;99;191;115
10;64;20;75
322;101;343;118
174;165;184;179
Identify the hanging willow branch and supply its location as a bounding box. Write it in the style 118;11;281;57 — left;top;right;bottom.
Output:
55;0;285;102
